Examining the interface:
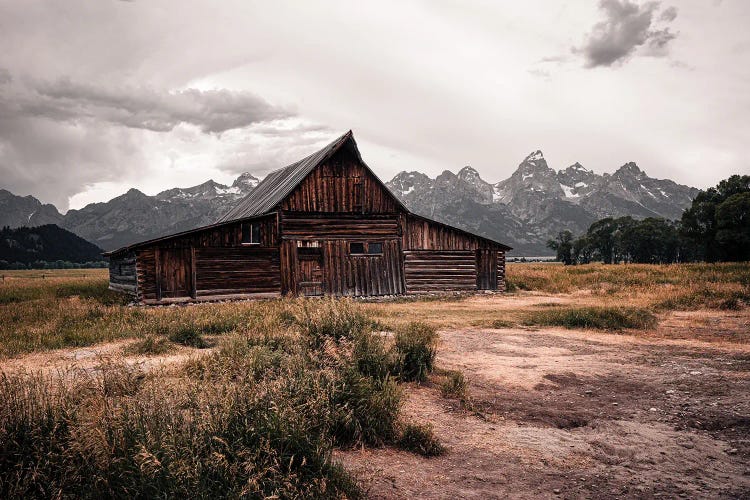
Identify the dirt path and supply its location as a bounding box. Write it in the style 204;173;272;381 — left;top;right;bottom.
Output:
0;338;216;375
339;312;750;499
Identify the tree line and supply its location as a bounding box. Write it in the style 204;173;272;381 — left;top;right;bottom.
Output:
548;175;750;264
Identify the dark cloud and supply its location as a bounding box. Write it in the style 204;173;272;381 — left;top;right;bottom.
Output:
659;6;678;22
577;0;679;68
0;71;296;209
24;78;292;133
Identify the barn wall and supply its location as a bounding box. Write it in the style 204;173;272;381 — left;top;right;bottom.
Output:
322;239;404;297
402;215;496;251
195;247;280;296
403;250;477;293
133;215;281;302
476;249;498;290
108;251;137;295
281;147;400;214
497;251;506;292
278;213;403;296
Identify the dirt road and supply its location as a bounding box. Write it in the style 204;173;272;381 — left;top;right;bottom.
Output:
340;310;750;499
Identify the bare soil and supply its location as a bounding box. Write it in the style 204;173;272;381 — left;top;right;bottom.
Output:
339;306;750;499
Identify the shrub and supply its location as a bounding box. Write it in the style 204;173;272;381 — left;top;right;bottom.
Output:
296;298;370;345
438;369;467;400
393;322;438;382
0;364;362;499
396;423;445;457
330;368;403;447
168;324;209;348
522;306;657;331
124;336;174;356
490;319;515;329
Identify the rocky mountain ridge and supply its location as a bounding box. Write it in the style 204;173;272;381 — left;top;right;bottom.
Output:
386;151;699;254
1;151;698;254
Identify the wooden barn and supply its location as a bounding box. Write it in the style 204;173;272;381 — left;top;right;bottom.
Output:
105;131;511;304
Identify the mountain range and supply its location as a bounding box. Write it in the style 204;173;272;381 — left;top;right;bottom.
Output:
386;151;699;254
0;152;699;255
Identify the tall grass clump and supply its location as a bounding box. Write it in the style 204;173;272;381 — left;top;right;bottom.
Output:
396;422;445;457
293;298;370;346
393;322;438;382
522;306;657;331
0;363;360;498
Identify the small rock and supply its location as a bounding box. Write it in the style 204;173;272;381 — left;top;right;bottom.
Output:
612;403;619;406
553;489;561;495
649;407;658;412
679;442;694;449
585;390;593;395
689;371;702;375
727;448;738;455
666;389;675;394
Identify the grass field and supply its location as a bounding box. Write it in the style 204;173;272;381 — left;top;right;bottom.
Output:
0;263;748;497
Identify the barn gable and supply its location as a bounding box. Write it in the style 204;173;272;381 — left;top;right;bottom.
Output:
218;130;405;221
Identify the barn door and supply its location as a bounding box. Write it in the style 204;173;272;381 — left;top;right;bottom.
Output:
297;246;324;296
157;248;194;299
476;249;498;291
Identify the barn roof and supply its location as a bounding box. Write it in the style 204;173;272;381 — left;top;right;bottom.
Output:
217;130;408;222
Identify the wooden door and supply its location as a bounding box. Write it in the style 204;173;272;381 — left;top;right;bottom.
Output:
476;249;498;291
297;246;324;296
157;247;193;299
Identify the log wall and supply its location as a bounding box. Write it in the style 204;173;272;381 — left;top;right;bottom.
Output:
108;251;137;295
497;251;506;292
403;250;477;293
133;215;281;303
402;215;496;251
195;247;280;296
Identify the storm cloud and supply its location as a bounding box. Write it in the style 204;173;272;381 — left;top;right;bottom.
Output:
12;77;292;133
0;71;296;209
577;0;679;67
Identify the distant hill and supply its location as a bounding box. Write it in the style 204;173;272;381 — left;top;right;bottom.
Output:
0;224;104;265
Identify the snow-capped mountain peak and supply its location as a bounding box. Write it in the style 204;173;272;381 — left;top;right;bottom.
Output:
525;150;544;162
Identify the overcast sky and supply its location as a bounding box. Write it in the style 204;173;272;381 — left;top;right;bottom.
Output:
1;0;749;211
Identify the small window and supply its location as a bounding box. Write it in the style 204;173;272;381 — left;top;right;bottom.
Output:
241;223;261;244
349;242;365;254
367;242;383;255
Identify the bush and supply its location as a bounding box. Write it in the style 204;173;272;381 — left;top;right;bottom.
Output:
168;324;209;348
124;336;174;355
396;423;445;457
330;368;403;447
393;322;438;382
522;306;657;331
438;369;467;400
296;298;370;346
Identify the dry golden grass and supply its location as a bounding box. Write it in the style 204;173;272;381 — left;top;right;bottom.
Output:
1;263;748;358
361;262;749;330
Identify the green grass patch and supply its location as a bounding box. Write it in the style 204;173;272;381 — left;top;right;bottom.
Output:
393;322;438;382
396;423;446;457
437;369;468;400
123;336;174;356
522;306;657;331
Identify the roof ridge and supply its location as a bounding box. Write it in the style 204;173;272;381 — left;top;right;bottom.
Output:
216;130;353;223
